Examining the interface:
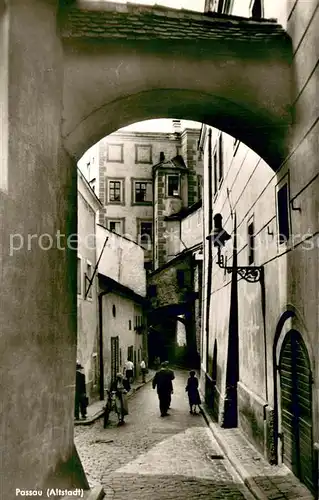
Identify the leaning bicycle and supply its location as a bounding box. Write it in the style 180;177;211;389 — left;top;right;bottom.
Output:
103;390;124;428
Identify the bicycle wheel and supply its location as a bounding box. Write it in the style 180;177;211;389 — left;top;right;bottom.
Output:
103;402;111;428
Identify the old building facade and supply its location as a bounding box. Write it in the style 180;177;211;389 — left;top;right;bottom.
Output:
79;124;202;271
77;169;103;403
0;1;318;497
96;224;147;391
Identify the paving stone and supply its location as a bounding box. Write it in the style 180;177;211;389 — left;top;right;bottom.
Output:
75;370;253;499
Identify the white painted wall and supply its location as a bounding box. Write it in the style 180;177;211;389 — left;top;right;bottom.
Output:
181;207;203;251
102;292;144;390
96;224;146;297
77;171;102;401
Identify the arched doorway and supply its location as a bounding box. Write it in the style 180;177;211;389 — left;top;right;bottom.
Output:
279;329;314;492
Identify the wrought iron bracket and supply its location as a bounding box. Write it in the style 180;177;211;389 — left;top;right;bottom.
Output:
216;251;263;283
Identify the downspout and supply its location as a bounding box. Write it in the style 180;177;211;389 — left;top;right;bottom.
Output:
205;129;213;375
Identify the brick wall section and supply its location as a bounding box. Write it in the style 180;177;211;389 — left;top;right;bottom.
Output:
60;3;288;44
181;130;201;206
148;254;193;309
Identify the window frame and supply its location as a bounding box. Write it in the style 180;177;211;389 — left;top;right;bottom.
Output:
276;174;291;248
166;173;180;198
137;219;153;249
247;216;255;265
250;0;264;19
131;178;153;205
105;217;125;235
135;144;152;164
106;177;125;205
85;260;93;300
218;133;224;184
106;143;124;163
77;256;83;297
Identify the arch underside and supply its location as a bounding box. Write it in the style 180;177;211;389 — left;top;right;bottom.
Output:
63;89;290;171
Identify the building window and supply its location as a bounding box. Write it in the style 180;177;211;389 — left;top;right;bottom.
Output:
251;0;263;19
107;179;124;204
205;0;232;14
107;144;124;163
218;134;223;182
167;174;180;197
138;221;153;249
135;145;152;164
77;257;82;295
277;182;290;245
177;269;185;288
85;262;92;299
247;218;255;265
213;151;218;195
112;304;116;317
106;218;124;235
132;179;153;204
233;138;240;156
144;261;153;273
129;320;132;330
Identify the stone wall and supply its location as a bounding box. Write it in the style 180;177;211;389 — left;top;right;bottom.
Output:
0;1;87;497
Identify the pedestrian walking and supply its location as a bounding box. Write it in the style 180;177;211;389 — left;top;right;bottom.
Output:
154;356;160;371
111;373;129;426
140;359;147;383
185;370;201;414
75;362;88;420
124;358;134;383
152;361;175;417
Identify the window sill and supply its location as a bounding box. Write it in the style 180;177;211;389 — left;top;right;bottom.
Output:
131;201;153;206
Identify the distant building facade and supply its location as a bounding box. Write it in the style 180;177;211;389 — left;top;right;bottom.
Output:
79;122;202;271
96;224;147;391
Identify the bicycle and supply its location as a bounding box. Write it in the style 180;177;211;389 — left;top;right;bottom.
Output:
103;389;124;428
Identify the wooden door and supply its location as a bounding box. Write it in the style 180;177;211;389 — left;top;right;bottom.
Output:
279;330;314;492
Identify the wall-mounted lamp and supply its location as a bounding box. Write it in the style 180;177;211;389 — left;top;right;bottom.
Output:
206;213;263;283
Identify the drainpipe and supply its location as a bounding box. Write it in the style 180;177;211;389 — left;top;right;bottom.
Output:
205;129;213;377
98;289;110;400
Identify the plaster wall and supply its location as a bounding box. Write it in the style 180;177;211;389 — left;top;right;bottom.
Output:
61;25;291;169
77;177;100;402
181;208;203;251
101;292;144;389
0;1;86;496
0;5;8;191
96;224;146;297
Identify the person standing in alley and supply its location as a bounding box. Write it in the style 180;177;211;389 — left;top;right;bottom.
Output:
75;362;87;420
185;370;201;414
140;359;147;383
124;358;134;384
152;361;175;417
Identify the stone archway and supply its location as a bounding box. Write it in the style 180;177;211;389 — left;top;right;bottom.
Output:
59;1;292;169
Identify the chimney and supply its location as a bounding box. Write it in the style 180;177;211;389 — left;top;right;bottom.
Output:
172;119;181;134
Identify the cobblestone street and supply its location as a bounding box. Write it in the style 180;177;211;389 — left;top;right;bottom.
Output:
75;371;254;499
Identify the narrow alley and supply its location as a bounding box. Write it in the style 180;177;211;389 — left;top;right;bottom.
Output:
75;371;254;500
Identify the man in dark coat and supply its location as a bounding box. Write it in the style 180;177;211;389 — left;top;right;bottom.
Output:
152;361;175;417
75;362;87;420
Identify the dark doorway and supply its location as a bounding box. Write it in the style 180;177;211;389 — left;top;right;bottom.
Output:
279;330;314;492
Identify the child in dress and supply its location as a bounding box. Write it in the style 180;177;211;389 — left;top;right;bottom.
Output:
185;370;201;414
